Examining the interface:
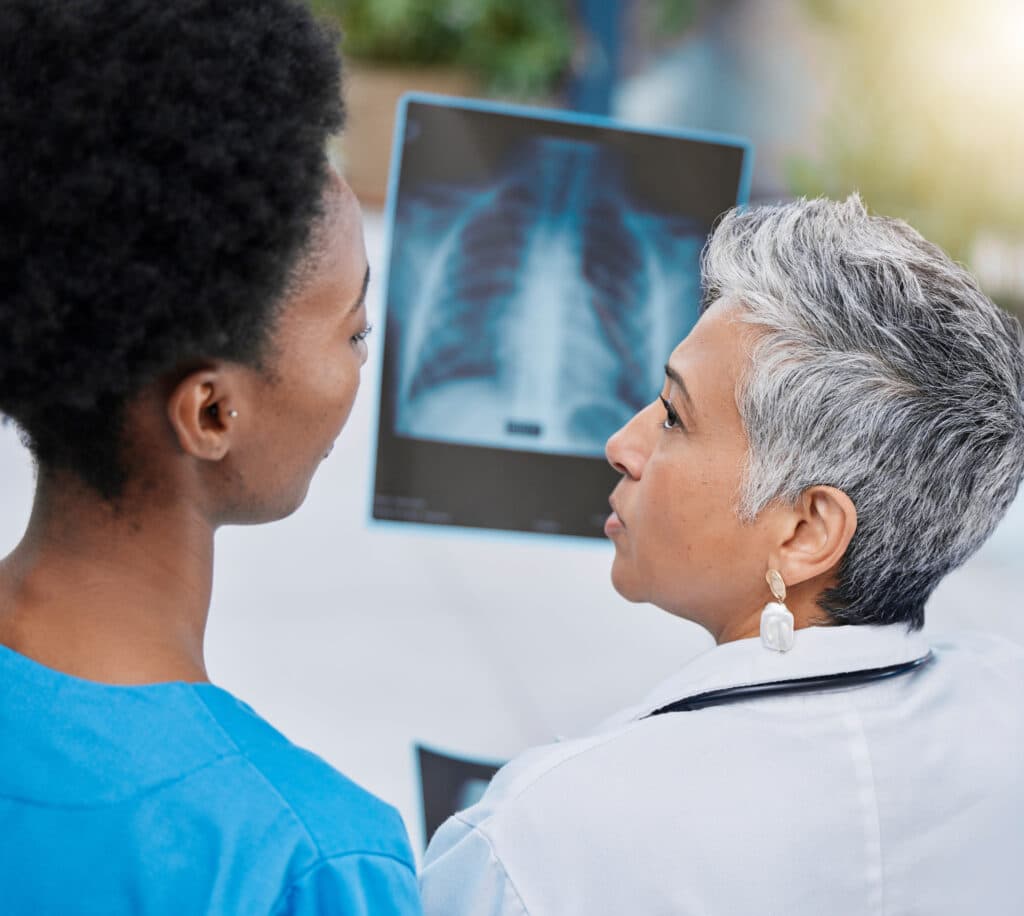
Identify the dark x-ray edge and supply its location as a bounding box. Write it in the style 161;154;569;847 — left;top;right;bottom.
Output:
414;742;505;851
368;93;754;541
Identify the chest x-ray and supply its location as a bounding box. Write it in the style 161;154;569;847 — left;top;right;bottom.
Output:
393;137;703;456
373;96;750;538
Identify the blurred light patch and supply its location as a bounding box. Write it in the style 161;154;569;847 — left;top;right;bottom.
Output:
970;233;1024;303
783;0;1024;313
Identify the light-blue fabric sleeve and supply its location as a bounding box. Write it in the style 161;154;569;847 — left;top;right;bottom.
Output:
275;852;423;916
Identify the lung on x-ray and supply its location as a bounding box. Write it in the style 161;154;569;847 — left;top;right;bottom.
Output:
373;95;750;537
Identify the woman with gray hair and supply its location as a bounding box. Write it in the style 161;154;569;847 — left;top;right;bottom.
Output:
420;195;1024;915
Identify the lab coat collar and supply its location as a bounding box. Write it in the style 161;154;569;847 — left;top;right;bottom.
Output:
621;623;930;724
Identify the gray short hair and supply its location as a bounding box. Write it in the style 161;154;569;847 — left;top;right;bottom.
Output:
701;195;1024;628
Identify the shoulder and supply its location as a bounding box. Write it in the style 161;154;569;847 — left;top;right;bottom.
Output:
422;716;767;914
462;725;653;823
426;713;740;860
193;685;414;866
928;629;1024;680
930;628;1024;657
273;848;422;916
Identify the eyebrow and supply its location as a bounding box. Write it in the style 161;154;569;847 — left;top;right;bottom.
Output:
348;265;371;314
664;363;697;417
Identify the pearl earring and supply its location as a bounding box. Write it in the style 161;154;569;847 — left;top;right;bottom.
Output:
760;569;795;652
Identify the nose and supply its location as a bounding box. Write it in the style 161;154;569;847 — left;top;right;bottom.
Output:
605;403;653;480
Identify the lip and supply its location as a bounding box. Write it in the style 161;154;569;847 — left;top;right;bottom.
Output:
605;498;625;537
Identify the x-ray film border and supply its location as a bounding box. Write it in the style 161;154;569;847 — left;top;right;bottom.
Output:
365;92;755;546
393;92;754;205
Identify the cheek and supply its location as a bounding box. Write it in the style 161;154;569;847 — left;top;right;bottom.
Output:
303;346;361;418
645;450;742;558
304;356;363;447
335;357;362;414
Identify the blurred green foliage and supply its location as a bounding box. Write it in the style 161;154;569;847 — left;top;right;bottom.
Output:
309;0;574;97
649;0;699;40
790;0;1024;313
310;0;701;98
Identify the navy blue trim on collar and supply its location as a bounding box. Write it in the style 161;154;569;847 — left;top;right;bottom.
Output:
644;652;934;716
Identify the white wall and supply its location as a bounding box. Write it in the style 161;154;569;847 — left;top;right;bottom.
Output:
1;206;1020;855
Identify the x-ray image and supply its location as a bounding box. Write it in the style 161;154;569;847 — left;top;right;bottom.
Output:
390;137;703;458
373;96;750;537
416;744;503;849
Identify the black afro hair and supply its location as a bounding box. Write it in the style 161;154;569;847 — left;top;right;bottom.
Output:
0;0;345;496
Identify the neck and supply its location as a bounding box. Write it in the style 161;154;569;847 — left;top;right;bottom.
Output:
0;471;215;685
713;586;834;646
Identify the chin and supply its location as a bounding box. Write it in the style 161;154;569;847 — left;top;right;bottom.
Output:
230;479;312;526
609;560;646;604
273;483;312;522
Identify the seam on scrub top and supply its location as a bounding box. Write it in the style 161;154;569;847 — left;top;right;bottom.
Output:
451;813;532;916
841;702;885;916
191;685;324;858
0;750;242;809
268;849;419;916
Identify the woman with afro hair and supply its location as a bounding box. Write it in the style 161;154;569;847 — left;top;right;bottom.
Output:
0;1;421;912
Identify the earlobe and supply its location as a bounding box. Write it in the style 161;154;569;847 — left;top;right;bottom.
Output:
778;486;858;587
166;370;237;462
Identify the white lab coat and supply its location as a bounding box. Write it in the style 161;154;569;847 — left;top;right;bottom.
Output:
420;624;1024;915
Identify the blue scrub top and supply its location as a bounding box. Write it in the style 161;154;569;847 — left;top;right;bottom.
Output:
0;644;422;915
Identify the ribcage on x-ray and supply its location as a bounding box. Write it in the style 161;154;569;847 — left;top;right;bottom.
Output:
406;182;538;402
393;139;702;456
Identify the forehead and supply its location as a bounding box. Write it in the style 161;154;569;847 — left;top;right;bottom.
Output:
667;300;753;407
289;175;365;294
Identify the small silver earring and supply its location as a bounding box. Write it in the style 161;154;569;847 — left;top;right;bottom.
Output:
760;569;795;652
226;409;238;419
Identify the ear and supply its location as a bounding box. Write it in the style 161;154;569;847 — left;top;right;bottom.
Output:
772;486;858;588
166;369;240;462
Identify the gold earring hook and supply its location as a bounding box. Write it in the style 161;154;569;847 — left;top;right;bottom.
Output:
765;569;787;604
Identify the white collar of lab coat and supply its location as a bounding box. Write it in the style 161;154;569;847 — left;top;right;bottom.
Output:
612;623;931;726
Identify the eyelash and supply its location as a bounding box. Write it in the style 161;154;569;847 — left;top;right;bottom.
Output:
352;322;373;344
659;395;683;431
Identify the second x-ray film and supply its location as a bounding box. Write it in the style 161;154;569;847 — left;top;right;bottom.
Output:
373;95;751;538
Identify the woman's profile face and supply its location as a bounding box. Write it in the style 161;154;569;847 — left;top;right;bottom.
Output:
604;301;775;633
225;177;371;522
